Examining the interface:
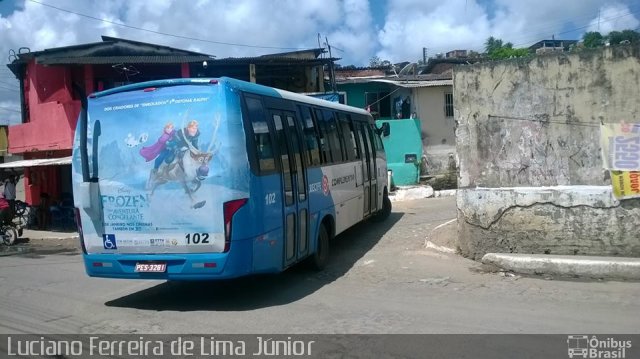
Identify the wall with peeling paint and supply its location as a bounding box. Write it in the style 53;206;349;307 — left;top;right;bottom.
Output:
454;45;640;260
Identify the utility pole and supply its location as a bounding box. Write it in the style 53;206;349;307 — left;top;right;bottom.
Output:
325;36;337;93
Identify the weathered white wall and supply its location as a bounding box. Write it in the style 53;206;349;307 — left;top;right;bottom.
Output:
414;86;455;175
454;45;640;259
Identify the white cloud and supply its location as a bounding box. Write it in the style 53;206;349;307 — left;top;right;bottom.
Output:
0;0;639;124
0;0;365;122
587;2;640;34
376;0;640;63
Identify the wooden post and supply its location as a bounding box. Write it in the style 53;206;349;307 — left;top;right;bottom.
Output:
249;64;256;83
181;63;190;78
83;65;94;94
318;66;325;93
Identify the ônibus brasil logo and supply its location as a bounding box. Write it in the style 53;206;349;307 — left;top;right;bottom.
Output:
567;335;632;359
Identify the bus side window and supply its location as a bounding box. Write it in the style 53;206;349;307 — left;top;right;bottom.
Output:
371;124;384;151
349;116;361;160
338;113;357;161
357;122;372;180
299;105;322;166
246;96;276;173
322;109;344;163
314;109;332;164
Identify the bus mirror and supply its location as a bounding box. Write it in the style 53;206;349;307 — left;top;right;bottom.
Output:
381;122;390;137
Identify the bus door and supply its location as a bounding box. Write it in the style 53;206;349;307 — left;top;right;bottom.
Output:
356;122;373;216
366;125;379;212
270;110;309;268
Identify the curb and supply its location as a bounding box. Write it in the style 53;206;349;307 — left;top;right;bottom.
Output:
390;185;457;202
481;253;640;280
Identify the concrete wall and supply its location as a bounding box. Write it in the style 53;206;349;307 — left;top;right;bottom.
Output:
414;86;454;147
414;86;455;176
455;45;640;260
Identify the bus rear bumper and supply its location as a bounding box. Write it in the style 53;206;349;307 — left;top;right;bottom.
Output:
83;240;253;280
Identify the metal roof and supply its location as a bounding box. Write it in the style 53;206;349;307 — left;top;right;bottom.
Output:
373;79;453;88
337;77;452;88
38;55;213;65
0;156;72;169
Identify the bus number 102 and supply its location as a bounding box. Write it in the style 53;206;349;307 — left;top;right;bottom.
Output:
265;193;276;205
185;233;210;244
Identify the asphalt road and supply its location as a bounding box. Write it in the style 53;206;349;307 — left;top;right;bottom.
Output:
0;196;638;334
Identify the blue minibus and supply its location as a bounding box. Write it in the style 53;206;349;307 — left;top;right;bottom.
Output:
72;77;390;280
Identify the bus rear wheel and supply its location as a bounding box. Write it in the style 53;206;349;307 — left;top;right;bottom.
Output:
307;224;330;271
371;191;392;222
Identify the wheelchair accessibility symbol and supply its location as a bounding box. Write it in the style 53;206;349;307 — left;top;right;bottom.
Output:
102;234;117;250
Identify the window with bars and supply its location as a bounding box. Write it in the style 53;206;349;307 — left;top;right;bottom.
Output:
444;93;454;117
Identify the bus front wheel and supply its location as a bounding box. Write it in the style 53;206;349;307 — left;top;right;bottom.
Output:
308;224;330;271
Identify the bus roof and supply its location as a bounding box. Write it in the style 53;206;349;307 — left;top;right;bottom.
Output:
88;77;371;117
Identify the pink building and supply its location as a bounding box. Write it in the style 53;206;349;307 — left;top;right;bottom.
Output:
4;36;332;208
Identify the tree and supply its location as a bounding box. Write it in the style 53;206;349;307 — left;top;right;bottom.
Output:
583;31;604;48
583;29;639;47
607;31;624;45
484;36;529;59
620;29;640;43
369;56;382;67
608;29;640;45
484;36;504;54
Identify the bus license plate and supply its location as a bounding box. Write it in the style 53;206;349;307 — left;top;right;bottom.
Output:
135;263;166;273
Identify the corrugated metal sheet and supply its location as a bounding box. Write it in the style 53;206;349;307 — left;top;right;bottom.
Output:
38;55;335;66
337;78;452;88
0;156;72;168
373;79;453;88
38;55;212;65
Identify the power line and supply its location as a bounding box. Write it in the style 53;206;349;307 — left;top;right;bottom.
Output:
417;7;640;56
0;85;18;92
513;9;640;48
0;106;20;113
28;0;309;51
0;80;19;88
507;8;639;45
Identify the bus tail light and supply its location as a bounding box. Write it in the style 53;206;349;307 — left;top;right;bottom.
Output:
223;198;248;253
74;208;88;254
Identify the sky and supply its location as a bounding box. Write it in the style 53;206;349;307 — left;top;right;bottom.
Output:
0;0;639;123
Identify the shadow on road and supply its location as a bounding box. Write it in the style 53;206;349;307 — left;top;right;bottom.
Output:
105;212;403;311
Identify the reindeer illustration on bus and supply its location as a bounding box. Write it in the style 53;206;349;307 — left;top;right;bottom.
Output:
139;110;220;209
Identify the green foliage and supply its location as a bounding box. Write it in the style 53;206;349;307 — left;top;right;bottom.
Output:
583;31;604;48
620;29;640;43
608;29;640;45
484;36;503;54
489;47;530;59
484;36;530;59
583;29;639;48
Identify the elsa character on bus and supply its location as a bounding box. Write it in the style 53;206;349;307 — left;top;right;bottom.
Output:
139;122;176;171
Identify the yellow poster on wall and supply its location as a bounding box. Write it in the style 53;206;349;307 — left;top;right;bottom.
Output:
600;123;640;170
610;171;640;199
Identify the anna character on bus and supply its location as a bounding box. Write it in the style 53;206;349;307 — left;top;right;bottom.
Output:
139;122;176;169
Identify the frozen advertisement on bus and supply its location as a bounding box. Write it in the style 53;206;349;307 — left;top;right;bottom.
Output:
72;84;249;254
